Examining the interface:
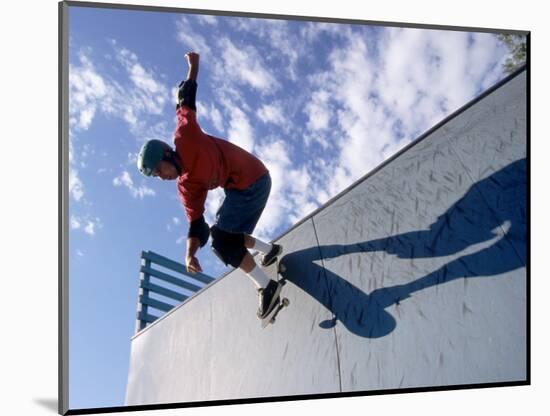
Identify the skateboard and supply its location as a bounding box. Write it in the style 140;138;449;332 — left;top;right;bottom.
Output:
261;262;290;328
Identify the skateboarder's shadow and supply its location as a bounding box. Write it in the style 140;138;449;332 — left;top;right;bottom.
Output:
279;158;526;339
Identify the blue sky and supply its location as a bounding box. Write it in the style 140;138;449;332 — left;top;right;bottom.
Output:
68;5;514;410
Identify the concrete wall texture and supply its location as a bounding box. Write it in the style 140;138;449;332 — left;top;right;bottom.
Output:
125;70;527;406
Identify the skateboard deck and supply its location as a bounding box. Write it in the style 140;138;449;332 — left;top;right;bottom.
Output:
261;262;290;328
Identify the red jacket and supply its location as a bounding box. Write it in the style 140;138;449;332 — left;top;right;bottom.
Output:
173;106;268;222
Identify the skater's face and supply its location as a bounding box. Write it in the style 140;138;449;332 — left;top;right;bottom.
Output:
153;160;179;180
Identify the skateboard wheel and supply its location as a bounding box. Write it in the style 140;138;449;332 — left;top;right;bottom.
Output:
282;298;290;306
279;263;286;273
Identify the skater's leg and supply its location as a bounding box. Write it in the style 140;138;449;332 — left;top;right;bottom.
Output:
244;234;272;254
240;252;270;289
243;234;255;249
210;173;277;316
240;252;281;318
211;229;279;318
210;227;270;289
239;250;256;273
244;234;282;268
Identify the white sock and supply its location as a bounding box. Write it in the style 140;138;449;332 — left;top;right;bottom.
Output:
252;237;272;254
246;265;271;290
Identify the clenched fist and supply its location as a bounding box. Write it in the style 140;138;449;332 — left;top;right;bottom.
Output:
185;52;200;67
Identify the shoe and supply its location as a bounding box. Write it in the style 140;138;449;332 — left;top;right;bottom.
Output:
260;243;283;267
257;280;282;318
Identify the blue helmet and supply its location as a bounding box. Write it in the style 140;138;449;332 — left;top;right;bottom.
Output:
137;140;172;176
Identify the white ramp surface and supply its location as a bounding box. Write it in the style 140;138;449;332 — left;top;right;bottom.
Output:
125;70;527;405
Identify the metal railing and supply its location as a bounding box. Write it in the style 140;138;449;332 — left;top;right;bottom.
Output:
135;250;216;333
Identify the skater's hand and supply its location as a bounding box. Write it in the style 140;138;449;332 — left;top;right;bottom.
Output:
186;255;202;274
184;52;200;81
185;52;200;67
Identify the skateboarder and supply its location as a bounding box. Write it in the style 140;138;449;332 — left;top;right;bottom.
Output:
137;52;282;318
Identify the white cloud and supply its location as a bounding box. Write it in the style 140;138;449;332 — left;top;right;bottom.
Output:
262;20;301;80
209;105;224;133
70;215;102;237
113;171;156;199
113;171;133;187
69;52;108;130
375;28;480;133
217;37;278;93
204;187;225;226
286;166;318;223
197;102;224;133
69;168;84;202
119;49;165;98
225;107;255;152
68;128;86;203
113;48;169;128
84;221;96;236
78;107;96;130
303;131;331;150
467;33;508;91
254;139;321;238
70;45;169;137
257;103;285;125
228;18;301;80
302;31;388;194
69;42;170;208
254;140;290;238
300;26;507;207
175;16;212;56
304;89;331;131
127;152;138;166
70;216;81;230
167;216;182;232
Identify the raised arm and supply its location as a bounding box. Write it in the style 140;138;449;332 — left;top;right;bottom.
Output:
177;52;200;111
185;52;199;81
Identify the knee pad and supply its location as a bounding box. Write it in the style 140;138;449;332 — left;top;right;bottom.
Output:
210;226;247;268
